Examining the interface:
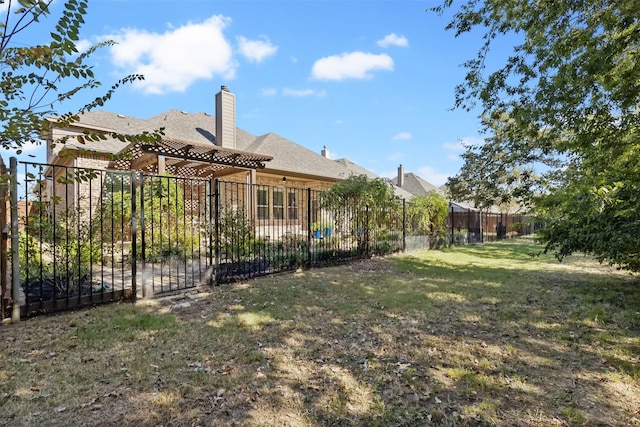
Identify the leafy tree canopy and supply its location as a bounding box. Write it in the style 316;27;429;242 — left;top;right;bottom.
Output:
406;191;449;235
0;0;162;155
446;114;547;211
434;0;640;271
322;174;399;212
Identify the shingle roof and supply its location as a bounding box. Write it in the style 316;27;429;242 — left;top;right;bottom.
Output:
245;133;351;179
335;158;415;200
334;158;377;179
55;110;354;180
392;172;444;196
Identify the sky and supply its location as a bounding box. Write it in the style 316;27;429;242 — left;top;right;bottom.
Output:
1;0;508;187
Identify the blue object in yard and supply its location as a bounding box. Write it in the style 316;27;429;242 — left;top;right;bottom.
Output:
324;227;333;238
314;229;322;239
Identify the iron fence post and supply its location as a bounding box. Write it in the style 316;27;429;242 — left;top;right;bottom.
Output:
467;208;471;243
140;173;146;298
0;156;7;320
365;205;370;256
402;198;406;252
307;188;312;265
450;203;454;244
130;171;137;302
212;178;220;285
10;157;19;322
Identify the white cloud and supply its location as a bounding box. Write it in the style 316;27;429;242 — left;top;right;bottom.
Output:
311;51;393;81
75;39;93;54
0;141;45;160
236;35;278;63
417;166;450;187
282;88;326;98
377;33;409;48
392;132;412;141
260;87;277;96
106;15;236;94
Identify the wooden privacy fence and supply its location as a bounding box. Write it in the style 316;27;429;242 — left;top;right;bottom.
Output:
448;205;540;245
1;157;538;320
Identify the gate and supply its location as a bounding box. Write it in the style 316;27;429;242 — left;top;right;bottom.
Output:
2;159;213;319
137;173;213;297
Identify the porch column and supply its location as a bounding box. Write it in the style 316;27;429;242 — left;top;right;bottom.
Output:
248;170;257;230
157;155;166;175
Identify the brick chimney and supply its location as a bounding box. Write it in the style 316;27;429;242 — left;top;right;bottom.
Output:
397;164;405;188
215;85;236;149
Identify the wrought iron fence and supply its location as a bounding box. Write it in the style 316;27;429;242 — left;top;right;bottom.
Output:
1;157;540;319
212;181;405;282
2;159;407;318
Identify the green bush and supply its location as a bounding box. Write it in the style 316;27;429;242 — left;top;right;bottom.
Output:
105;175;205;262
20;204;102;297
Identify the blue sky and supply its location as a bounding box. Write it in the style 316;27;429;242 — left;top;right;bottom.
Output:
2;0;503;187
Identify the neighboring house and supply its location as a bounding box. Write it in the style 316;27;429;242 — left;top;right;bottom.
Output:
333;158;415;200
391;164;444;197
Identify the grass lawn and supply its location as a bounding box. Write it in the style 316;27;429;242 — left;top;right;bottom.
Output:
1;239;639;426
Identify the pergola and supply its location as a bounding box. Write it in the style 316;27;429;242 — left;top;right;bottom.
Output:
110;138;273;179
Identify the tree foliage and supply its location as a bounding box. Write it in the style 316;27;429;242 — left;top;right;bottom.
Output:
105;175;201;260
322;174;399;214
322;175;402;251
0;0;162;154
405;191;449;235
434;0;640;271
446;114;545;211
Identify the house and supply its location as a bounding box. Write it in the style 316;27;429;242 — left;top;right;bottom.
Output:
391;164;444;197
333;158;415;200
42;85;404;239
45;86;361;188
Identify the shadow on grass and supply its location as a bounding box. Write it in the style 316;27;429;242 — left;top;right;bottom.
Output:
2;241;639;426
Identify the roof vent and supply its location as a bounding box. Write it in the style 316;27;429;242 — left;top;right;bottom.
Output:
321;145;330;158
221;85;230;92
117;114;126;118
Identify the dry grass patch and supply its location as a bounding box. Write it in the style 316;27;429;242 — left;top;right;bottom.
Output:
1;239;639;426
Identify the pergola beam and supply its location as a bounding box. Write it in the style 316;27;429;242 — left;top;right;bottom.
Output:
130;152;157;170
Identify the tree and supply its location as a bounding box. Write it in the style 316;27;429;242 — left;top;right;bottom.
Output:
321;175;402;251
446;114;546;212
406;191;449;236
1;0;161;154
433;0;640;271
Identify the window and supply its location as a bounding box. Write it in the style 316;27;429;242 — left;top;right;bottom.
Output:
288;190;298;220
256;186;301;222
257;188;269;220
273;189;284;220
